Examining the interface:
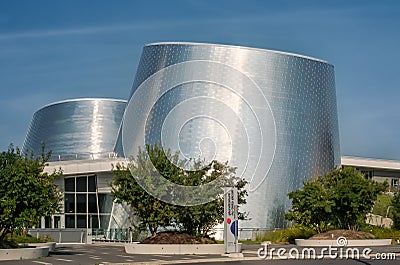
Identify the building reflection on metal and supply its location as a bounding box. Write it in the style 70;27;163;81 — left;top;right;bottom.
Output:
23;98;126;161
117;42;341;230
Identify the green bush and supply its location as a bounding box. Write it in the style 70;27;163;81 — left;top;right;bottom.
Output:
1;233;52;249
392;191;400;230
360;225;400;244
255;226;316;244
0;240;19;249
6;233;49;244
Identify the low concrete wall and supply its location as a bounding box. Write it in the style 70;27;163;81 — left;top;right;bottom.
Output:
20;242;57;252
295;239;392;247
125;243;234;255
29;228;90;244
0;246;49;261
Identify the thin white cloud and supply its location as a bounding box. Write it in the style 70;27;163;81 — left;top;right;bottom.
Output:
0;14;291;41
0;6;361;41
0;23;158;40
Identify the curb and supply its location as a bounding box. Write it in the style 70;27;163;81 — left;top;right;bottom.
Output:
0;246;49;261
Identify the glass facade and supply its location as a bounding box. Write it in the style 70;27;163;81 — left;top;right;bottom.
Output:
117;42;341;229
64;175;112;229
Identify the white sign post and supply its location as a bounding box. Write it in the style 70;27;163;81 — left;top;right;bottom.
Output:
224;187;238;253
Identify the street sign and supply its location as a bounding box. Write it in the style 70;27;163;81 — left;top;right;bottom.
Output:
224;187;238;253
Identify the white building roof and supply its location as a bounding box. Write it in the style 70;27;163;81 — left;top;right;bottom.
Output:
341;156;400;171
44;157;126;175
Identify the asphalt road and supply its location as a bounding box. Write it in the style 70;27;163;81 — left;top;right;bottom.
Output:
0;244;225;265
197;261;399;265
0;244;399;265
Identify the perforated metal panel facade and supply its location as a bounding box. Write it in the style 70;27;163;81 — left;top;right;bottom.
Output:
120;42;341;229
23;98;126;161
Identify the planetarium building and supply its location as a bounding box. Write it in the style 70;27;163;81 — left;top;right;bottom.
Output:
23;42;340;238
118;42;341;230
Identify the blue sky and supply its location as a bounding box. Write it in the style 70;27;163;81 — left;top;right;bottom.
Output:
0;0;399;160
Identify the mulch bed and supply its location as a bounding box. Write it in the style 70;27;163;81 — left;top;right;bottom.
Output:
141;231;217;244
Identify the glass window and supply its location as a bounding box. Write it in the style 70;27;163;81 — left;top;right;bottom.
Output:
88;194;97;213
88;176;96;192
89;214;99;229
77;215;87;228
65;194;75;213
98;194;112;213
76;194;86;213
392;179;399;188
54;216;61;229
76;176;87;192
99;215;111;230
65;178;75;192
44;216;51;228
65;215;75;228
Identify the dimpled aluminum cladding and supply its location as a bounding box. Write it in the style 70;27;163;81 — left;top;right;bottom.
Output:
117;42;341;229
23;98;126;161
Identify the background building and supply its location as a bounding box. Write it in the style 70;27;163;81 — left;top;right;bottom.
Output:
117;42;341;231
342;156;400;191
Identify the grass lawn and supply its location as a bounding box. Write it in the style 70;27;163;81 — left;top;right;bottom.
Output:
372;193;394;217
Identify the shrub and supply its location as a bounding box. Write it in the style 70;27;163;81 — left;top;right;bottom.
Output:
255;226;316;244
0;240;19;249
1;233;54;249
360;224;400;244
286;167;387;232
392;191;400;229
5;233;51;244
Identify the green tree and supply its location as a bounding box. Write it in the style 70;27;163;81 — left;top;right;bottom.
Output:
111;146;178;235
174;160;248;236
391;191;400;230
0;145;62;241
285;167;387;232
111;144;247;236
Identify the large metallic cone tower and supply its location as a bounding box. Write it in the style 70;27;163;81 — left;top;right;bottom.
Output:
116;42;340;230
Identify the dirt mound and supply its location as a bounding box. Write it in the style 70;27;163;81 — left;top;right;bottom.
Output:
141;231;217;244
310;230;375;240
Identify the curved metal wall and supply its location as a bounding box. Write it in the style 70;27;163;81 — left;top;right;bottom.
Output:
118;42;341;229
23;98;127;161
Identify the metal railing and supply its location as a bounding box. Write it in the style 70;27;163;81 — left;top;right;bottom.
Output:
92;228;132;242
210;227;281;240
48;151;122;162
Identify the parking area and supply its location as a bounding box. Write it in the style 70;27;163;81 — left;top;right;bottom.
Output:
0;244;227;265
1;244;399;265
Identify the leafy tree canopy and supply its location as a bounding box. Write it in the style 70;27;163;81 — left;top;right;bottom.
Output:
111;144;247;236
285;167;387;232
391;191;400;230
0;144;62;241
